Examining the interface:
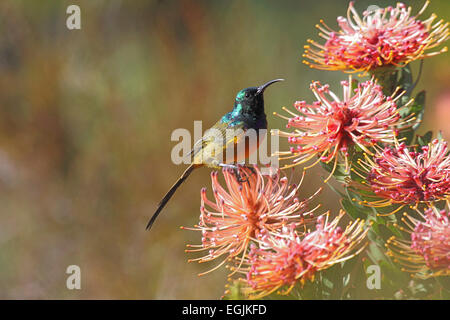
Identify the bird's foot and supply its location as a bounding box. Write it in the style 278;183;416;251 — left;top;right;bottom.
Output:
219;164;244;182
219;163;255;183
244;165;256;176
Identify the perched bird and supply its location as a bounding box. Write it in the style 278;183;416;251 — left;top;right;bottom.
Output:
146;79;284;230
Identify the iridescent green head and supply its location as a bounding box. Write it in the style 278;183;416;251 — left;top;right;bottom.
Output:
233;79;284;115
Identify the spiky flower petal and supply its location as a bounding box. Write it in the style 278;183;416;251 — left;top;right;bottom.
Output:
354;139;450;214
234;211;368;299
386;203;450;278
272;76;415;179
303;1;449;73
183;166;321;275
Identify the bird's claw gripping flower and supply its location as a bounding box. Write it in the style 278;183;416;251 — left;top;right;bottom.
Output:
182;165;322;276
231;211;369;299
272;76;416;179
303;1;449;73
352;138;450;215
386;202;450;278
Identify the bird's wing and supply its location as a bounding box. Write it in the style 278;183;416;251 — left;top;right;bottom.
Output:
191;120;248;167
185;120;227;160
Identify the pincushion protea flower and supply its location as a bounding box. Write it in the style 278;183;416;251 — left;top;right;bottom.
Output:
353;139;450;215
229;211;368;299
182;166;321;275
303;1;449;73
272;76;415;180
386;203;450;278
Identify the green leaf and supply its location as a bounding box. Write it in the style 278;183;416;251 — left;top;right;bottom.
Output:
397;64;413;93
366;241;388;264
371;66;398;96
378;259;410;290
398;128;415;146
320;160;349;184
377;224;396;242
341;198;365;220
325;181;346;198
416;131;433;147
411;90;426;130
413;90;426;109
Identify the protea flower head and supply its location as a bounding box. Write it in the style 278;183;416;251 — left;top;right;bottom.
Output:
272;76;415;180
303;1;449;73
354;138;450;215
230;211;368;299
386;203;450;278
183;165;321;275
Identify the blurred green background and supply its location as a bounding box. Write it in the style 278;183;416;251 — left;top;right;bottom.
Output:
0;0;448;299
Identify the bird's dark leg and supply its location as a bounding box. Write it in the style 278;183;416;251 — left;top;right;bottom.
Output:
219;163;255;183
238;165;257;183
219;163;247;183
244;165;256;176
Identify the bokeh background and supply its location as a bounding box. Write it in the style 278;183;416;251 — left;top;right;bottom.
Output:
0;0;448;299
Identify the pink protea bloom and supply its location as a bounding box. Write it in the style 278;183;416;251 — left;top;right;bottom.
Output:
386;203;450;278
303;1;449;73
272;76;415;180
354;139;450;214
232;211;368;299
183;166;321;275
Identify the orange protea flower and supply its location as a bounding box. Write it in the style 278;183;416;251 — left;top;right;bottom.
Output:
272;76;415;180
233;211;368;299
386;203;450;278
183;166;321;275
303;1;449;73
353;139;450;215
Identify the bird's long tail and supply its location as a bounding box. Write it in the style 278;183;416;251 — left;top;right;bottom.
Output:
146;164;197;230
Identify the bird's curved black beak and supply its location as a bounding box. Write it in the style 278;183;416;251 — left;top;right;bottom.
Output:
256;78;285;95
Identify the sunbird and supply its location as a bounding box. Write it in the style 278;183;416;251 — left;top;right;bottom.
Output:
146;79;284;230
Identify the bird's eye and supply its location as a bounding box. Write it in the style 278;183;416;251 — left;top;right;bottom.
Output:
245;92;250;98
